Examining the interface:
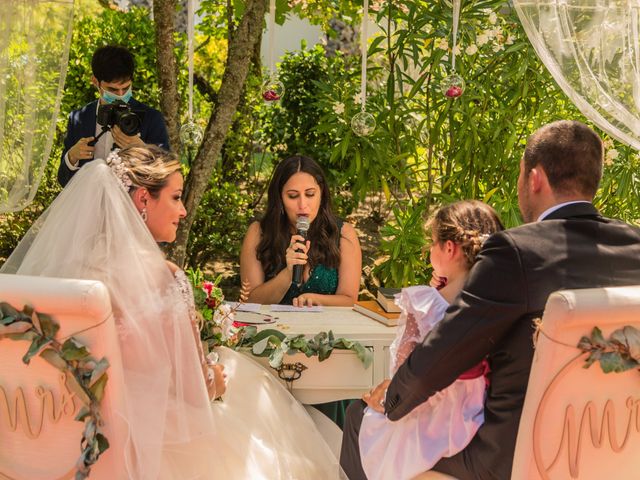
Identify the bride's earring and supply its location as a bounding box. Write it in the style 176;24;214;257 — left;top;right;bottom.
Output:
141;207;148;222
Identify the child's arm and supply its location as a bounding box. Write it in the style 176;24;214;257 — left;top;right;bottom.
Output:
393;311;421;373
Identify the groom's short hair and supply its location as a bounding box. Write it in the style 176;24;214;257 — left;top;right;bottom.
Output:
523;120;603;198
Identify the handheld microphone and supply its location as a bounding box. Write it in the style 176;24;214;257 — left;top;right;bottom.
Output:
292;215;310;287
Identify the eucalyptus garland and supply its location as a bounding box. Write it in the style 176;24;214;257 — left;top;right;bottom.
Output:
235;326;373;369
0;302;110;480
578;325;640;373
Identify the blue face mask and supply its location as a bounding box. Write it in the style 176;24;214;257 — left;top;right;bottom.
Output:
101;86;132;104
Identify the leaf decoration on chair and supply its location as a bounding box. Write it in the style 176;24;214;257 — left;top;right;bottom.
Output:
578;325;640;373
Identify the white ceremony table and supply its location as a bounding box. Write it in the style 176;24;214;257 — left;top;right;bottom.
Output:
235;306;396;404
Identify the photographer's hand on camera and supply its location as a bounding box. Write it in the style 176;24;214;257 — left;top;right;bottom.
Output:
68;137;96;166
112;125;145;149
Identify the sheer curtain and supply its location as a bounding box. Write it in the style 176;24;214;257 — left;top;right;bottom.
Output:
513;0;640;149
0;0;73;213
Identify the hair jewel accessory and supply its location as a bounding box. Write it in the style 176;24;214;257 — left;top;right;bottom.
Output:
106;150;133;191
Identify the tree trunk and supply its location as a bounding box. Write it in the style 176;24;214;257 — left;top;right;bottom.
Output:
168;0;267;266
153;0;181;151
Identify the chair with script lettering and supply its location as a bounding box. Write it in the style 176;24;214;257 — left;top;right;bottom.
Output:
511;286;640;480
0;273;128;480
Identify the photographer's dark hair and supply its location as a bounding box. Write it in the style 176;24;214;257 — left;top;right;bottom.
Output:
523;120;603;198
257;156;341;279
92;45;135;83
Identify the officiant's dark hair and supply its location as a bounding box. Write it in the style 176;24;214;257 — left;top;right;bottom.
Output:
429;200;504;268
524;120;603;198
257;155;341;279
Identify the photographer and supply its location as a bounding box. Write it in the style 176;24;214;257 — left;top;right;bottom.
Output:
58;45;170;187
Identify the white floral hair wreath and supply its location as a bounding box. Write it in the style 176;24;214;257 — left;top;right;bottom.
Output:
106;149;133;191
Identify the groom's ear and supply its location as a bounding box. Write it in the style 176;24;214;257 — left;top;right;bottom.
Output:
528;167;547;194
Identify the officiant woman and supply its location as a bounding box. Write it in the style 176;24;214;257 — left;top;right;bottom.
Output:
240;155;362;426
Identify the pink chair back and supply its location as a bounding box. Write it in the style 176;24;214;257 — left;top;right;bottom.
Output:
512;286;640;480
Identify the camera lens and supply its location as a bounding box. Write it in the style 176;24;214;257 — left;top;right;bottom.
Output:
118;111;141;136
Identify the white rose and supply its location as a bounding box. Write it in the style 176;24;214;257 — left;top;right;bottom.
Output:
465;44;478;55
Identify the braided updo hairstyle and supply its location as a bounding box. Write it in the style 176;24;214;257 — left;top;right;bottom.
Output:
429;200;504;268
118;145;181;197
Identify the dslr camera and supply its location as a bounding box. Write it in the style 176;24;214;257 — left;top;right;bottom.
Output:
96;100;141;136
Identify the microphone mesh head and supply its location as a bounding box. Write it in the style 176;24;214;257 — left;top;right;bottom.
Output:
296;215;310;232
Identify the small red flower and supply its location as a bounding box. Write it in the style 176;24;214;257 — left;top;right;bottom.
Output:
206;297;220;309
445;86;463;98
262;90;281;101
202;281;214;296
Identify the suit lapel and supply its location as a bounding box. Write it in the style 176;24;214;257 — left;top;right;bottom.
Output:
80;101;98;138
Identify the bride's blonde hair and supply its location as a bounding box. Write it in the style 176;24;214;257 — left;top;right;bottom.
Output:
118;145;182;197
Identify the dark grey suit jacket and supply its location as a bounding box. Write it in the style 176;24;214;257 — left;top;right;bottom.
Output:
384;202;640;480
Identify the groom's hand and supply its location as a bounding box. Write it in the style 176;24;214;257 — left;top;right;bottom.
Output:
363;379;391;414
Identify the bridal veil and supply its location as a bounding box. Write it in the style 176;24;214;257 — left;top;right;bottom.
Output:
1;160;224;478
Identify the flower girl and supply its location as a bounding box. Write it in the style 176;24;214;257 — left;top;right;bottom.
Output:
359;200;503;480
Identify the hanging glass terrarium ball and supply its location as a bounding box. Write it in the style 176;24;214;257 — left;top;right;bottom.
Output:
179;121;204;148
351;111;376;137
261;75;285;103
441;74;465;99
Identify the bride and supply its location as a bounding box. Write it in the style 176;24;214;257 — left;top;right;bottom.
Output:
1;146;342;479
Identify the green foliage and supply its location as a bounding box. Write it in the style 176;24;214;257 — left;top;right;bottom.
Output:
578;325;640;373
186;174;255;268
0;302;110;479
258;44;351;167
373;201;430;287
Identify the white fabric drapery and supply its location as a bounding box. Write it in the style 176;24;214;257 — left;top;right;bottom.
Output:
513;0;640;150
0;0;73;213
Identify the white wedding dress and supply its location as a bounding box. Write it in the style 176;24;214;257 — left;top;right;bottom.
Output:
1;160;342;479
358;286;487;480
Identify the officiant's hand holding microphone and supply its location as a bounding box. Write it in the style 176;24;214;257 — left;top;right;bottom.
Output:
286;215;316;307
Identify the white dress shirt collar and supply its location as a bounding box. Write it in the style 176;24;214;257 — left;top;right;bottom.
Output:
537;200;592;222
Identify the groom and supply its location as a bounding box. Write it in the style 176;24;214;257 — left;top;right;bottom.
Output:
340;120;640;480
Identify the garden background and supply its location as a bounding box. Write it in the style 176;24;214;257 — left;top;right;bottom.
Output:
1;0;639;298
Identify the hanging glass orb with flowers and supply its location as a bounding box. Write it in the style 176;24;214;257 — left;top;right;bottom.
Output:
441;74;465;99
261;74;285;103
